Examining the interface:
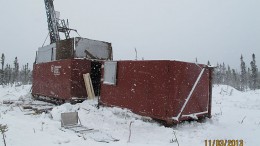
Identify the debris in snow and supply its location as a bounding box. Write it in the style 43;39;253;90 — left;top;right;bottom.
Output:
239;116;247;124
170;131;179;146
3;100;15;105
0;124;8;146
87;131;119;143
2;97;54;115
127;121;134;143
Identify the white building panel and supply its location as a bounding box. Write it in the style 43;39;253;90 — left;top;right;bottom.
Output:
37;43;56;63
74;37;112;60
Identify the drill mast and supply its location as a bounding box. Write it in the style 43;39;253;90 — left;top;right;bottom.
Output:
44;0;75;44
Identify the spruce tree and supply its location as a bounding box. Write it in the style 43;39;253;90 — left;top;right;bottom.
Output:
240;55;247;91
226;65;232;86
4;64;11;85
1;53;4;71
21;63;30;84
222;63;226;84
250;53;258;90
231;69;239;89
13;57;19;83
248;67;252;89
207;61;211;66
213;63;221;84
0;53;4;84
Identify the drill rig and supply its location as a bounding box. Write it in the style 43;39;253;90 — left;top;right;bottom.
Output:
44;0;76;44
32;0;113;103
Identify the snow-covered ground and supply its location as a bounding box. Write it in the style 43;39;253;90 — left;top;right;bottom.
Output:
0;85;259;146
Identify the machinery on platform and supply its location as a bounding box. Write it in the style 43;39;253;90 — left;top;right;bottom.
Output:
32;0;112;103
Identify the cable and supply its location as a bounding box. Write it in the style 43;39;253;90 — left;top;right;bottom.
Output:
42;32;50;47
75;30;81;37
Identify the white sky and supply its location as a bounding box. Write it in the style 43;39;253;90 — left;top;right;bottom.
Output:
0;0;259;70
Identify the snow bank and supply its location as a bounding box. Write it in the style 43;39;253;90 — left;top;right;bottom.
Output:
213;84;241;96
0;85;31;102
50;103;80;121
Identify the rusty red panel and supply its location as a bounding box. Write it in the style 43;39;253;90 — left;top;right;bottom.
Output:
32;59;91;101
100;61;170;118
100;60;212;123
167;61;210;122
101;61;168;116
70;59;92;98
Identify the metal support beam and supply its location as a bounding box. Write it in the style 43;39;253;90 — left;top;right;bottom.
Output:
44;0;60;44
172;67;206;121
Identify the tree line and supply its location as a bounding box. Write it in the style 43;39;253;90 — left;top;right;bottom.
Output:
212;53;259;91
0;53;32;86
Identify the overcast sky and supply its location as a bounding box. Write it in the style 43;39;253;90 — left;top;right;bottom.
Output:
0;0;259;70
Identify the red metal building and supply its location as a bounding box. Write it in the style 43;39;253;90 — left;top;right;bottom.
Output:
32;37;213;124
100;60;213;124
32;37;110;102
32;59;102;102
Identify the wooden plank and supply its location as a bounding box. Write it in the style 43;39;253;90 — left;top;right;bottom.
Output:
83;73;91;99
86;73;94;99
88;73;95;98
83;73;95;99
87;73;95;99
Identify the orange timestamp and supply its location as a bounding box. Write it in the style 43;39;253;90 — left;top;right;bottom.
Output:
205;140;244;146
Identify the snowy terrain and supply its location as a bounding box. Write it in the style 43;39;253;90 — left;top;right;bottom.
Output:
0;85;259;146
